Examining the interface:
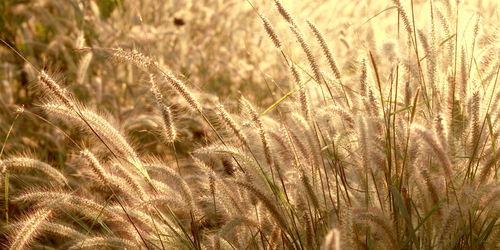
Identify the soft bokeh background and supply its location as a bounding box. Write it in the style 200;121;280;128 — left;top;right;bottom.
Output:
1;0;498;163
1;0;500;248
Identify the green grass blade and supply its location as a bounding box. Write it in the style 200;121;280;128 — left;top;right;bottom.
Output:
475;217;498;247
80;194;114;248
486;114;497;178
1;109;22;224
260;87;298;117
399;198;446;249
391;186;420;249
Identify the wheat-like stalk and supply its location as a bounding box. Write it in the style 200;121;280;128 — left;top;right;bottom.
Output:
289;25;322;84
2;157;67;186
261;15;282;49
41;102;149;180
149;74;177;143
8;208;53;250
3;0;500;249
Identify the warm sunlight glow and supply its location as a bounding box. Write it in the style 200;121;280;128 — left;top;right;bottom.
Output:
0;0;499;249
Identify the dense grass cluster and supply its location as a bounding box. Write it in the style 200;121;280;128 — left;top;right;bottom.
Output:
1;0;500;249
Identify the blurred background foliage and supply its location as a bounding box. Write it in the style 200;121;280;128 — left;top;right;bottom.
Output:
0;0;271;158
0;0;498;162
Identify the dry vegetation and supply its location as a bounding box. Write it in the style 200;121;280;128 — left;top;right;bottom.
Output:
1;0;500;249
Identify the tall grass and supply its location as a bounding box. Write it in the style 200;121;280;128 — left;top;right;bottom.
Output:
1;0;500;249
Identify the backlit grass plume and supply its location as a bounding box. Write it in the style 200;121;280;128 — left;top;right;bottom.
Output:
1;0;499;249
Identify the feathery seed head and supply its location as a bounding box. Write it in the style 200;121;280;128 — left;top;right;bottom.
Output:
112;48;156;71
215;104;249;148
80;149;108;185
306;20;341;79
290;25;322;84
38;71;76;111
273;0;297;27
161;70;202;112
261;15;282;49
412;124;453;179
9;208;53;250
149;74;177;142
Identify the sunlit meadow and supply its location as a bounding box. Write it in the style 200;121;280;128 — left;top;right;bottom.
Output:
0;0;499;249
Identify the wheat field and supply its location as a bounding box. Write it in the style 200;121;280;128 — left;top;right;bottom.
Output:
0;0;499;249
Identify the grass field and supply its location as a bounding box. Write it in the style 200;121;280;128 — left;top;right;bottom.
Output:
1;0;500;249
